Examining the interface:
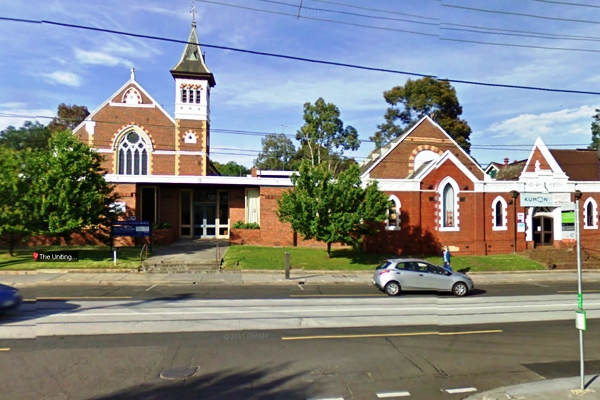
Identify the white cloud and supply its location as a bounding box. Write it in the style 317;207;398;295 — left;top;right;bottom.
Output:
0;103;55;131
40;71;82;87
75;49;132;67
485;105;597;145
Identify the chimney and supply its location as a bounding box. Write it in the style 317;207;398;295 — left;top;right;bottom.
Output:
504;158;509;165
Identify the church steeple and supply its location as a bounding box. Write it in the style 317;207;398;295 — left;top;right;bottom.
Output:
170;21;215;87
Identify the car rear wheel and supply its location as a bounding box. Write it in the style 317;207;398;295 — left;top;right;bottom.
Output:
384;281;401;296
452;282;468;297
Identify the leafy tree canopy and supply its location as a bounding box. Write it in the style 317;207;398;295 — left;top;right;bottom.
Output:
296;98;360;171
590;109;600;150
254;133;298;171
48;103;90;133
277;161;388;257
213;161;251;176
372;77;472;153
0;121;52;150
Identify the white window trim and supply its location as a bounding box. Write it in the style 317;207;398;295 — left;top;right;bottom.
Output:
386;195;401;231
492;196;508;231
438;177;460;232
584;197;598;229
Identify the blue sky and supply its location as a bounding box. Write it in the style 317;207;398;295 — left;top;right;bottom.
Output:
2;0;600;168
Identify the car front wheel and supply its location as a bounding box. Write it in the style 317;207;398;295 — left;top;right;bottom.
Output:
452;282;468;297
384;281;401;296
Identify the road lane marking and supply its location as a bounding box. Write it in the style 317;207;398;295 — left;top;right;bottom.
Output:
377;391;411;398
558;290;600;293
307;398;345;400
530;283;549;287
35;296;133;300
445;387;477;394
290;294;386;297
0;348;10;351
282;329;502;341
146;285;156;291
297;284;304;290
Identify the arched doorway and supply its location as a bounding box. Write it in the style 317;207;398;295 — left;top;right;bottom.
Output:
533;207;554;247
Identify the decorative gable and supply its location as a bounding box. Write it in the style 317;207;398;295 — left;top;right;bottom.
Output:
520;138;568;181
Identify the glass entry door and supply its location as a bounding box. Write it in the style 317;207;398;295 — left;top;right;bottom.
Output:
193;204;217;238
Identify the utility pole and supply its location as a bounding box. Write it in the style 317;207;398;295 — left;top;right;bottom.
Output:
574;189;586;390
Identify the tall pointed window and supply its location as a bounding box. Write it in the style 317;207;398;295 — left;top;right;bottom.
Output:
118;132;148;175
386;195;401;230
439;178;460;231
492;196;508;231
584;197;598;229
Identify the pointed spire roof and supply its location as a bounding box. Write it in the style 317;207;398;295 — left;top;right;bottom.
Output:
171;23;216;87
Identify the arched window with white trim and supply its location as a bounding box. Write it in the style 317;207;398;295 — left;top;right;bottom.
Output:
584;197;598;229
386;195;401;230
492;196;508;231
438;178;460;231
117;131;149;175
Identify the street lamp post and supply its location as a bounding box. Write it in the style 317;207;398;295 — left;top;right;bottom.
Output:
510;190;519;254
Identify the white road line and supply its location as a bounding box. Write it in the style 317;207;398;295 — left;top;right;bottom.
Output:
298;284;304;290
445;387;477;394
307;397;344;400
146;285;156;291
530;283;549;287
377;390;411;398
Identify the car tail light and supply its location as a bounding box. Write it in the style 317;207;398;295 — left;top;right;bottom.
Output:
378;270;391;276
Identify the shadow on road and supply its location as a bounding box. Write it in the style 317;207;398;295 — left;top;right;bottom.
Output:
91;364;316;400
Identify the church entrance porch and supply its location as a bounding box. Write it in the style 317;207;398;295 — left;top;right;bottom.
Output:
180;188;229;239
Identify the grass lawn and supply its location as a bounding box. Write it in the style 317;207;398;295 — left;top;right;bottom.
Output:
222;245;546;272
0;245;147;270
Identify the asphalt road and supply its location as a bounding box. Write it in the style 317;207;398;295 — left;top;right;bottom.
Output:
1;320;598;400
18;281;600;301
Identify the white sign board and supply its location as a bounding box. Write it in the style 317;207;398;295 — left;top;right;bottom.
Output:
520;192;571;207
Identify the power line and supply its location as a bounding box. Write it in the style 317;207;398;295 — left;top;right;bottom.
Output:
254;0;438;26
529;0;600;9
196;0;438;36
309;0;438;21
3;16;600;96
440;36;600;54
443;4;600;26
442;25;600;43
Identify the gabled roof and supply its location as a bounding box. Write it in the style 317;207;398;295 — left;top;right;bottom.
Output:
495;160;527;181
412;150;480;183
520;137;568;181
549;149;600;181
360;116;484;178
73;74;176;135
170;23;216;87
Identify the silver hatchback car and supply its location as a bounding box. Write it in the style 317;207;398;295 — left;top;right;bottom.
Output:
372;258;474;297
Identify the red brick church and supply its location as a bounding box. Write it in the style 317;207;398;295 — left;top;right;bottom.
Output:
73;21;600;256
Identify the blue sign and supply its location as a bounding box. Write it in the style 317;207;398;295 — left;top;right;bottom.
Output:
112;220;151;237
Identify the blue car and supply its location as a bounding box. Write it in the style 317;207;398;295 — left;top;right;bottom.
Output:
0;284;22;313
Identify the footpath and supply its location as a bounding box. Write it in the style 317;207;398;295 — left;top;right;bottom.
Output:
2;268;600;399
1;269;600;287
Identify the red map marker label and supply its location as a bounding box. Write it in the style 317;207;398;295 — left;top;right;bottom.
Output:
33;252;39;261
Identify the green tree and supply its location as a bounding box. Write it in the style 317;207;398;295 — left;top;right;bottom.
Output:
295;98;360;171
214;161;251;176
0;121;52;150
277;161;388;257
372;77;472;152
254;133;298;170
47;103;90;133
590;109;600;150
0;129;117;255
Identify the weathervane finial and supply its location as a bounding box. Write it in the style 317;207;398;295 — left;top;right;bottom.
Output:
191;0;197;27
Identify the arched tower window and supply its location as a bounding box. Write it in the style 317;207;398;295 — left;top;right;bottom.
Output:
584;197;598;229
438;178;460;231
386;195;401;231
117;131;149;175
492;196;508;231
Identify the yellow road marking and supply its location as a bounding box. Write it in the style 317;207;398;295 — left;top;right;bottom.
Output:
28;296;132;301
0;348;10;352
558;290;600;294
282;329;502;341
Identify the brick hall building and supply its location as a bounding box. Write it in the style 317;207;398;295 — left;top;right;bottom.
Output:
73;21;600;256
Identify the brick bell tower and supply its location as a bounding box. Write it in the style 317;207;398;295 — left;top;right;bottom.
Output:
170;12;216;176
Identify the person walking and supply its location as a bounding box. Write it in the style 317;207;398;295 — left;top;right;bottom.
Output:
443;246;452;271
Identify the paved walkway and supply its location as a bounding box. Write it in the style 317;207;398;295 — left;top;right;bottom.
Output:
2;269;600;287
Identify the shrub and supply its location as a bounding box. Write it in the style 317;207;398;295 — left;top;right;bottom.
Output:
153;222;172;229
232;221;260;229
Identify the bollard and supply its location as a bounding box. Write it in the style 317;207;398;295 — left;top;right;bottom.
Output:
285;252;290;279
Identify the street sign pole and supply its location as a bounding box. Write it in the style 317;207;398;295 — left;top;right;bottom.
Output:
575;190;585;390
